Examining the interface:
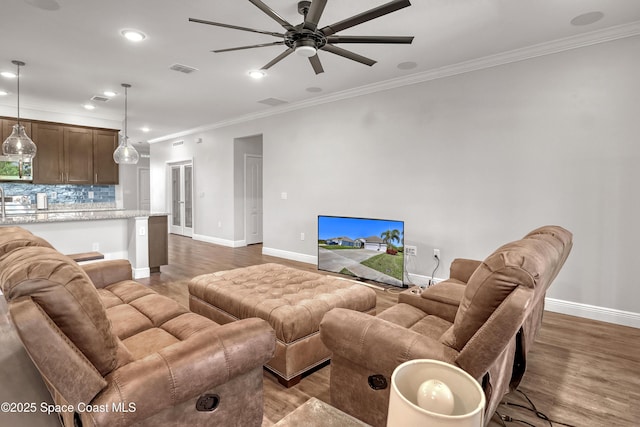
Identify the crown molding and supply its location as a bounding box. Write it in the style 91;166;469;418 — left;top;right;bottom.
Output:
149;21;640;143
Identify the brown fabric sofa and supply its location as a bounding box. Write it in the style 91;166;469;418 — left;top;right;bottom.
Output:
0;227;276;427
320;225;572;426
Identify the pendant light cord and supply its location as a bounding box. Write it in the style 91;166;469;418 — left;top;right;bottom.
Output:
124;85;127;140
16;62;21;124
121;82;131;144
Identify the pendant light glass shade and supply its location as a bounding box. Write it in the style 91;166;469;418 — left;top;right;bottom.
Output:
113;83;139;164
2;123;37;159
2;60;37;160
113;136;140;164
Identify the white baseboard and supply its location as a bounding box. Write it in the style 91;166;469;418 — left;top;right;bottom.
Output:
193;233;246;248
132;267;150;279
406;275;639;328
261;247;317;265
544;298;640;328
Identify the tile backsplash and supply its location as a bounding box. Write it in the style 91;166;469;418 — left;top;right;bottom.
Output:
0;183;115;206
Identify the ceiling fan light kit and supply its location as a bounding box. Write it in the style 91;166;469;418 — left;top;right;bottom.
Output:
190;0;414;75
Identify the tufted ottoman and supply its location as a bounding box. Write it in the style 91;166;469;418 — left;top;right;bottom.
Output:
188;263;377;387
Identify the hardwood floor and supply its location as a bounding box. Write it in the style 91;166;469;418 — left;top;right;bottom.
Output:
142;235;640;427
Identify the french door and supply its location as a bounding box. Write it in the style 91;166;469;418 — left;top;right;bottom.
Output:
169;162;193;237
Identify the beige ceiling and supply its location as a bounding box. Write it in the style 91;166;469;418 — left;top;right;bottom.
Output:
1;0;639;145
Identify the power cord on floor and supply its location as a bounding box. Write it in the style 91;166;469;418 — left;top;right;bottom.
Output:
496;389;577;427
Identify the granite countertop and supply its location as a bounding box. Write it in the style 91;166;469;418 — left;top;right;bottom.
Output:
0;209;169;225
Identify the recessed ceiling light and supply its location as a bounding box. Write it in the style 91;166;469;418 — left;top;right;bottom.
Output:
83;104;96;110
103;90;117;97
141;127;150;133
121;29;147;42
248;69;266;79
570;11;604;26
0;90;8;96
1;71;17;78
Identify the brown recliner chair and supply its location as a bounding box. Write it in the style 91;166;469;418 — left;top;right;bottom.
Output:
320;225;572;426
0;227;276;427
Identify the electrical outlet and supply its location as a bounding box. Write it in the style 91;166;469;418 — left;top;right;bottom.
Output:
405;245;417;256
88;191;94;199
433;248;441;259
300;232;305;241
50;192;57;199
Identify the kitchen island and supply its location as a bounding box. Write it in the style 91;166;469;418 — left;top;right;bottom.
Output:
0;209;168;279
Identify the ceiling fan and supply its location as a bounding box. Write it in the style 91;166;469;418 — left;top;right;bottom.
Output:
189;0;414;75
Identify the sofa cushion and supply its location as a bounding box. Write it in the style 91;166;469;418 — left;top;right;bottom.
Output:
0;246;118;375
441;237;559;351
377;303;452;341
0;226;53;260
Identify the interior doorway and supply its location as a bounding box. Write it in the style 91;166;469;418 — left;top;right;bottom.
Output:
169;161;193;237
234;135;263;246
245;154;263;245
138;167;150;210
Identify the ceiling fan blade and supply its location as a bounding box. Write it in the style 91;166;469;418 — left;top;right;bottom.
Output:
248;0;295;31
303;0;328;31
321;44;376;66
262;48;294;70
189;17;284;38
309;54;324;74
213;41;285;53
326;35;414;44
320;0;411;36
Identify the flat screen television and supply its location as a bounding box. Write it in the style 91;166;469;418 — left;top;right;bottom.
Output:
317;215;405;287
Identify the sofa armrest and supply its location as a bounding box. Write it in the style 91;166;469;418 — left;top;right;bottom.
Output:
89;317;275;427
81;260;133;288
398;281;466;323
320;308;458;376
449;258;482;283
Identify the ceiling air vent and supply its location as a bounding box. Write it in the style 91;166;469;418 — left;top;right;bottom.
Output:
258;98;288;107
90;95;110;102
169;63;199;74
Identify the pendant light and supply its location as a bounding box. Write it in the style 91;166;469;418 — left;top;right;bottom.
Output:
113;83;139;164
2;60;37;160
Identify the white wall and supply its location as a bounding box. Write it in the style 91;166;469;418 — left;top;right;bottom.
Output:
150;35;640;324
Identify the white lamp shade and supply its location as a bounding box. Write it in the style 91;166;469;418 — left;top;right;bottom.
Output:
387;359;485;427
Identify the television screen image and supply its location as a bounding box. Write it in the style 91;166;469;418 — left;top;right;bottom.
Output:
317;215;405;287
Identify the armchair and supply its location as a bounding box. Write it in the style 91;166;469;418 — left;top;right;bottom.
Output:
0;228;276;427
320;226;572;426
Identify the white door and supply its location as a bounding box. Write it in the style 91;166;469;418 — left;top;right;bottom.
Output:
138;167;150;210
169;162;193;237
245;155;263;245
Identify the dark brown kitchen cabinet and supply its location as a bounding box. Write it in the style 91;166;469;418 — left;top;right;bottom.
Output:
93;129;119;184
148;215;168;273
32;122;64;184
5;116;120;185
64;126;94;184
